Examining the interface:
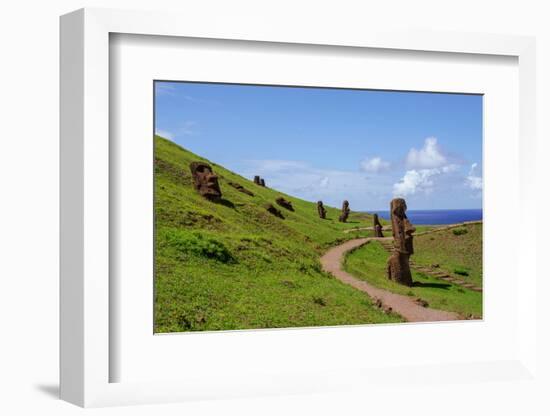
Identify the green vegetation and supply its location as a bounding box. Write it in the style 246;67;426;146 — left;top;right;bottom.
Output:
414;223;483;287
155;136;402;332
343;241;482;318
452;227;468;236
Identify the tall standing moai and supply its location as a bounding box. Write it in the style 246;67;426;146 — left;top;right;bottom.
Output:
317;201;327;219
386;198;415;286
373;213;384;237
260;178;266;187
338;200;350;223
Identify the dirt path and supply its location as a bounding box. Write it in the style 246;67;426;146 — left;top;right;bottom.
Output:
320;238;459;322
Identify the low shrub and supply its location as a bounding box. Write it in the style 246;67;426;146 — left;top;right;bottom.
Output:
312;296;327;306
162;228;234;263
454;268;470;276
452;227;468;236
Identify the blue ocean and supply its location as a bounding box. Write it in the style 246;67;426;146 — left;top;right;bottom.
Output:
371;209;482;225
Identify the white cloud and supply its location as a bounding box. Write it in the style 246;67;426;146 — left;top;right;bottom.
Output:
360;156;390;173
240;159;392;209
155;83;176;96
179;121;198;136
406;137;447;169
393;164;459;196
155;129;174;141
466;163;482;191
247;160;309;172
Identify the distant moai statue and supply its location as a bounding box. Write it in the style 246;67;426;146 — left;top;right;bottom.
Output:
253;176;266;187
264;203;284;219
339;200;350;223
373;213;384;237
275;197;294;211
317;201;327;219
386;198;415;286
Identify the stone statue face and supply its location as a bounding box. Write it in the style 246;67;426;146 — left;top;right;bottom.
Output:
190;161;222;200
390;198;415;254
391;198;407;218
404;218;415;254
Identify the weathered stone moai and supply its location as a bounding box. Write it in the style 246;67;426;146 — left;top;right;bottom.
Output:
275;197;294;211
386;198;415;286
253;176;266;187
317;201;327;219
338;200;350;222
189;161;222;201
264;203;284;219
227;182;254;196
373;213;384;237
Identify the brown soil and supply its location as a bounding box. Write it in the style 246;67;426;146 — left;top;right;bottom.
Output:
320;238;460;322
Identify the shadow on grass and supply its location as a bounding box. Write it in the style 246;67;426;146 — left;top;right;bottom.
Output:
214;198;236;209
412;281;452;290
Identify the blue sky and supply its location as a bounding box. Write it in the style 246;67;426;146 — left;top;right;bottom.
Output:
155;81;483;211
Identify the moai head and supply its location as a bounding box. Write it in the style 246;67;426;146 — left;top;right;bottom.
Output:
373;213;384;237
339;200;350;222
264;203;284;219
317;201;326;219
275;197;294;211
260;178;266;187
254;175;261;185
189;161;222;201
390;198;415;254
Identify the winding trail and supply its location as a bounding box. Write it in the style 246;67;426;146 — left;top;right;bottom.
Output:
320;238;460;322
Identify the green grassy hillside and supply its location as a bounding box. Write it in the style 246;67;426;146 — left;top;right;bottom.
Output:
154;136;402;332
344;241;482;318
414;223;483;287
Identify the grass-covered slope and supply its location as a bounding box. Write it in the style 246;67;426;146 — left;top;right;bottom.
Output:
343;234;483;318
344;241;482;318
154;136;402;332
414;223;483;287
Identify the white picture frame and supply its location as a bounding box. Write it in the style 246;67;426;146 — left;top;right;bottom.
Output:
60;7;538;408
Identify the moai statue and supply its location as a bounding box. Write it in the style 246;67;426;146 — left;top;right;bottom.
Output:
227;182;254;196
373;213;384;237
189;161;222;201
275;197;294;211
386;198;415;286
253;175;261;185
339;200;350;222
317;201;327;219
260;178;266;187
264;203;284;219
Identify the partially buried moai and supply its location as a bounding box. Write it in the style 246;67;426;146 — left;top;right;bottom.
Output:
373;213;384;237
339;200;350;222
189;161;222;201
386;198;415;286
317;201;327;219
